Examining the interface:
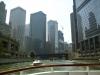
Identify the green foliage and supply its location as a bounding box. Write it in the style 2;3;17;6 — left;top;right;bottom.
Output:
0;42;7;57
30;52;35;58
0;41;6;52
0;34;19;58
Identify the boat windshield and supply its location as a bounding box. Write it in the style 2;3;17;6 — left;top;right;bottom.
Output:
0;0;100;75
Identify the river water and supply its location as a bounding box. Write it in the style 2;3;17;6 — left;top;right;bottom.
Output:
0;60;100;75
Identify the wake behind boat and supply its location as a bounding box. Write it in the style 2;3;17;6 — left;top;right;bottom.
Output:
32;60;42;66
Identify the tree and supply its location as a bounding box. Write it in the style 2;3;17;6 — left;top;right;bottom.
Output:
30;52;35;59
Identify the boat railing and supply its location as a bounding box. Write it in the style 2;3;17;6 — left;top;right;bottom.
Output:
0;63;100;74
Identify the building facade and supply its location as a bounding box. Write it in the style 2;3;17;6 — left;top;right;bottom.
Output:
0;1;7;24
0;23;11;37
48;20;58;54
72;0;100;59
70;13;78;52
0;1;19;58
0;22;19;58
25;25;29;37
30;11;46;55
0;32;19;58
24;25;33;56
9;7;26;52
58;30;64;53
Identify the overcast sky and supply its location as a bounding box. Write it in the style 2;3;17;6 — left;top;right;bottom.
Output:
1;0;73;43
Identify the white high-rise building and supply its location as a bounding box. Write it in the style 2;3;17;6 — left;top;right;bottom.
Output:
48;20;58;54
9;7;26;51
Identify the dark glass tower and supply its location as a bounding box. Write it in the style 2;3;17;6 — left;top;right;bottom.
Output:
30;11;46;55
0;1;7;24
71;0;100;59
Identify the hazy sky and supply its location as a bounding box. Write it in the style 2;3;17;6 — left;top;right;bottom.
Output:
1;0;73;43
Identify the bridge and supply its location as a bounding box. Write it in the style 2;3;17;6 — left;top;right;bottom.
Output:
35;53;68;59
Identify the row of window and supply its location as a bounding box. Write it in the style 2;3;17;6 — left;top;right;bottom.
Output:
77;0;100;39
78;35;100;52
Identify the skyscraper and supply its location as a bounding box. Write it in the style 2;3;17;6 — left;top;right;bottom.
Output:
25;25;29;36
70;13;77;52
0;1;7;24
58;30;64;53
30;11;46;55
0;1;10;37
9;7;26;51
48;20;58;54
72;0;100;59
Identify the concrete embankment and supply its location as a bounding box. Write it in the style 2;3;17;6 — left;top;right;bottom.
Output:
0;58;33;64
72;59;100;64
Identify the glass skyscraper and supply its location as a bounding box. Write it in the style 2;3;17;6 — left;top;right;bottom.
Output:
9;7;26;52
72;0;100;59
0;1;6;24
75;0;100;39
30;11;46;55
48;20;58;54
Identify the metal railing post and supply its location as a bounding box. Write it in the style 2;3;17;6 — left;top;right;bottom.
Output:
86;66;89;72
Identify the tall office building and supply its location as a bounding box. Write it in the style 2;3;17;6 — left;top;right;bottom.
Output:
0;1;10;37
48;20;58;54
0;1;7;24
58;30;64;53
70;13;77;52
25;25;29;36
30;11;46;55
72;0;100;59
9;7;26;51
24;25;33;55
70;12;83;54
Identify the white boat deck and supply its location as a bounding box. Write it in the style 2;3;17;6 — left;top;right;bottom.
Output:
28;71;100;75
